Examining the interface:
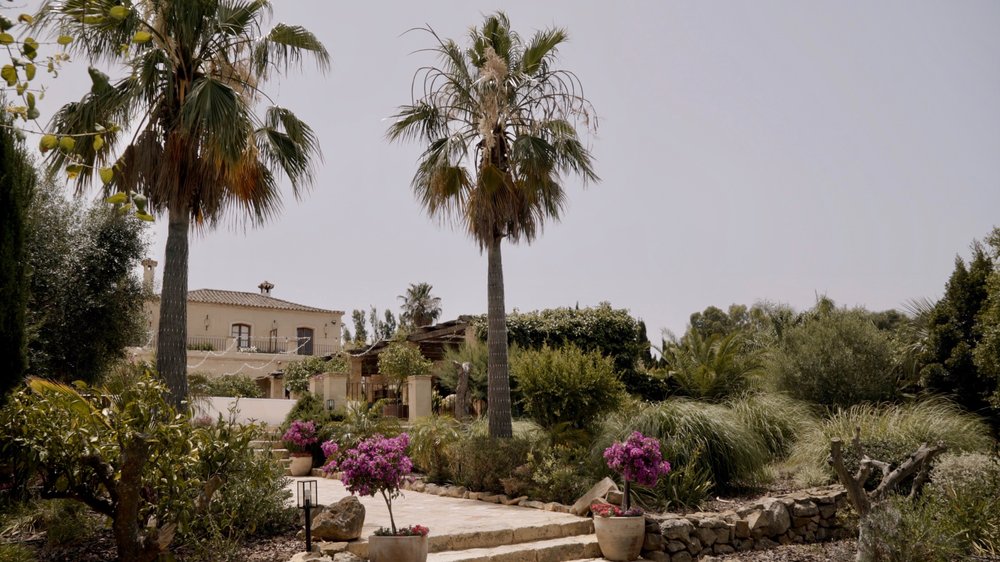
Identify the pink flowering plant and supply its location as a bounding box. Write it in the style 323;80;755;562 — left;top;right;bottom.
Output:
320;440;339;475
282;420;318;454
340;433;424;536
603;431;671;511
592;503;644;518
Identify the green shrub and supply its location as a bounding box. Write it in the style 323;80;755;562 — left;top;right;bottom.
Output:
727;392;817;458
446;434;534;493
0;544;36;562
40;499;100;548
788;400;994;486
378;341;432;400
768;307;898;407
283;355;348;394
658;332;763;401
594;399;770;504
511;345;625;431
327;400;401;450
858;455;1000;562
189;373;263;398
408;415;462;483
523;446;593;505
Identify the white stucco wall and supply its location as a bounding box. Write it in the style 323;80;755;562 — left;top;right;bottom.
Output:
194;396;296;426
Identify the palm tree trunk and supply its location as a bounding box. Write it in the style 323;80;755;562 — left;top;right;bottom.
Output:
156;204;189;410
486;236;513;438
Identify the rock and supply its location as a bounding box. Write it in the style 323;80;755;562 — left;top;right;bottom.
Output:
504;495;527;506
332;553;364;562
746;509;773;532
570;477;620;516
643;532;665;552
642;551;670;562
311;496;365;541
713;526;731;544
671;551;693;562
606;490;624;505
522;500;547;510
317;542;348;556
694;526;717;547
763;499;791;535
660;518;694;541
445;486;468;498
666;540;687;553
792;500;819;517
287;552;332;562
714;543;736;554
734;519;750;539
754;537;779;550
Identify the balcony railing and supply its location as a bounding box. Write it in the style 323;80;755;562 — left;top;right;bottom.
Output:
147;334;331;356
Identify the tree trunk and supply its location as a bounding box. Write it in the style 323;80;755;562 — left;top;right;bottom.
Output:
113;439;161;562
486;236;512;438
157;204;189;410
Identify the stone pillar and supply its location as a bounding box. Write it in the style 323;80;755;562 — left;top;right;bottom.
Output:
323;372;348;411
309;374;324;399
269;376;284;399
407;375;433;422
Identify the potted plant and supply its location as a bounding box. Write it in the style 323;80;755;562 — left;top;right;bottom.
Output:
594;431;671;561
282;420;318;477
339;433;428;562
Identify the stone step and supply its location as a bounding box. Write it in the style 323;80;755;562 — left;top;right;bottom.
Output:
248;439;276;448
426;534;601;562
346;520;594;560
253;447;290;460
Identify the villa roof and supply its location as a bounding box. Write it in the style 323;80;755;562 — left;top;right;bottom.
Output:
186;289;343;314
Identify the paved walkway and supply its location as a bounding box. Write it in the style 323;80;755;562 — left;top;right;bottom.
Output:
285;477;589;538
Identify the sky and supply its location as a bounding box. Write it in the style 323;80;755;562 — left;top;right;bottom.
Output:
26;0;1000;342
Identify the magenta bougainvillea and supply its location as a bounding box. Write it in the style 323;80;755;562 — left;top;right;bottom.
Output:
282;420;317;453
603;431;671;511
340;433;418;535
320;440;339;474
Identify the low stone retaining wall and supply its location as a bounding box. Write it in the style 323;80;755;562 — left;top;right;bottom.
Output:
337;473;852;560
641;485;851;561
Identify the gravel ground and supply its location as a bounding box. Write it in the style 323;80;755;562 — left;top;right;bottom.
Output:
705;539;858;562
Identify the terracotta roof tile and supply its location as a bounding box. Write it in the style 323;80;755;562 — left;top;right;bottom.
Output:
187;289;340;314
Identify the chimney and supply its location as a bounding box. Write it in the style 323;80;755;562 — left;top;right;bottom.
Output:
258;281;274;296
141;258;158;293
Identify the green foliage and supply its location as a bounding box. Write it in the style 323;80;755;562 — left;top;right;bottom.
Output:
472;303;657;398
283;392;338;426
328;400;401;450
0;112;34;403
0;544;35;562
407;415;461;483
188;373;262;398
594;398;771;503
521;446;594;505
378;341;432;395
0;365;279;560
282;355;347;394
350;309;368;347
727;392;817;458
858;454;1000;561
434;339;490;403
768;304;898;408
511;344;625;430
788;400;994;486
24;179;147;385
446;434;535;493
398;282;442;329
659;332;763;401
920;243;995;415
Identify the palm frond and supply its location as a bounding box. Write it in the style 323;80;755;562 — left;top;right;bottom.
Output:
521;28;567;75
253;23;330;76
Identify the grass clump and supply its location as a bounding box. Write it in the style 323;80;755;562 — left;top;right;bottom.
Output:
788;399;994;486
727;392;818;458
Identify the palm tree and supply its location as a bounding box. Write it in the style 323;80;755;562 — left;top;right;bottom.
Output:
398;282;442;328
387;13;598;437
37;0;328;408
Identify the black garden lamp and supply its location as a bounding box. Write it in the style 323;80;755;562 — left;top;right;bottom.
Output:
296;479;319;552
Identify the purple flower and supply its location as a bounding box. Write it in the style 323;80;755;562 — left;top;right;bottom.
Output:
282;420;318;453
603;431;671;487
340;433;415;534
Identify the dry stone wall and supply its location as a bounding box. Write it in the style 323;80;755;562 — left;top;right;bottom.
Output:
640;485;851;561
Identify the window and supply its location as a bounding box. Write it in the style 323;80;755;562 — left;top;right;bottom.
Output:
232;323;251;350
297;327;314;356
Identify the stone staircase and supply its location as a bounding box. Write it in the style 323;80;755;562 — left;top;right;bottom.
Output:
343;519;602;562
250;429;293;473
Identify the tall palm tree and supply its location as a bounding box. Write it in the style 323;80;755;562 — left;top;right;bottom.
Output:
37;0;328;408
398;281;442;328
387;13;598;437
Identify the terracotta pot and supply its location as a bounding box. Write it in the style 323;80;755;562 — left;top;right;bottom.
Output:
367;533;428;562
593;516;645;561
288;454;313;477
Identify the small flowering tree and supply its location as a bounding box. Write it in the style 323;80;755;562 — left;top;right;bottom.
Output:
340;433;417;535
603;431;671;511
282;420;318;456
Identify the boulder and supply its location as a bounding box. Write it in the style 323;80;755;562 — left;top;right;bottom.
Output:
660;517;694;541
312;496;365;541
570;477;619;516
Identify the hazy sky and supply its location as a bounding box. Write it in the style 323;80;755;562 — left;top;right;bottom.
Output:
31;1;1000;341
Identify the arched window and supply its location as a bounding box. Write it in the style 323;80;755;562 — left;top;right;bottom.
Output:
297;327;314;356
232;323;251;349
